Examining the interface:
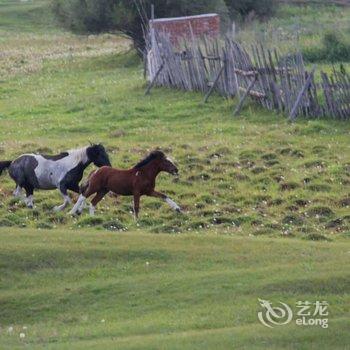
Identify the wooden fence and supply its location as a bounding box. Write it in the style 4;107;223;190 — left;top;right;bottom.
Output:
145;32;350;120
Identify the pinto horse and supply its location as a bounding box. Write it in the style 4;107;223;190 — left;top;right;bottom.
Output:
70;150;181;218
0;144;111;210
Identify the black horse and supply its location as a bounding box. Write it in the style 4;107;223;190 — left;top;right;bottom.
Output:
0;144;111;211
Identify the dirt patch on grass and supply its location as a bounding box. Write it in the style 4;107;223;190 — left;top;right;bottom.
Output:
306;206;334;219
282;214;304;226
280;182;299;191
339;197;350;207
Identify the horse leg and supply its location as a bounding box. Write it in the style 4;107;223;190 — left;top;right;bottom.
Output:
149;190;181;212
70;180;99;215
54;184;71;212
89;189;108;216
23;185;34;209
13;185;22;198
70;194;86;215
133;193;141;220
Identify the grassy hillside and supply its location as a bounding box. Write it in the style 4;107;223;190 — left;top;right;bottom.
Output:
1;51;350;239
1;229;350;349
237;2;350;65
0;2;350;348
0;0;55;33
0;1;350;239
0;0;130;78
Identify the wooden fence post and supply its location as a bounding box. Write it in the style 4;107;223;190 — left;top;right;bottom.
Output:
145;62;164;95
289;66;316;121
233;76;257;116
144;31;349;121
203;61;226;103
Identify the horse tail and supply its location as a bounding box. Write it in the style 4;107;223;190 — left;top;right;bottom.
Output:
0;161;12;176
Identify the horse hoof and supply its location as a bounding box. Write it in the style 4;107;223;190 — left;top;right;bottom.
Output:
69;209;80;216
53;206;63;212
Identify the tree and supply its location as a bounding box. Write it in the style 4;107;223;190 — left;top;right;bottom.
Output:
52;0;229;52
52;0;278;52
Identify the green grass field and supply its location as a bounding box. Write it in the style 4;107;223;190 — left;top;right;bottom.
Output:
0;0;350;348
1;229;350;349
237;2;350;56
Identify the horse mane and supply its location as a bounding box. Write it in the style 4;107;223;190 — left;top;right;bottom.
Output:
40;147;88;164
42;152;69;161
134;151;164;169
68;146;89;164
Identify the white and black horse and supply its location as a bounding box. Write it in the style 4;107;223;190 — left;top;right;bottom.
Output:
0;144;111;211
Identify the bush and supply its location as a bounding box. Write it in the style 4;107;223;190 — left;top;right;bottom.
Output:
224;0;277;20
51;0;116;33
303;31;350;63
52;0;279;51
52;0;229;51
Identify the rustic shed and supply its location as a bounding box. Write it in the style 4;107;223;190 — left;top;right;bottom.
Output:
149;13;220;45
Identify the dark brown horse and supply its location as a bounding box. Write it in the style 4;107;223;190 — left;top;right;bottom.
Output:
70;150;181;218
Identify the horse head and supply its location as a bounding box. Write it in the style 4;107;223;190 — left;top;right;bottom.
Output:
157;151;178;175
87;144;111;167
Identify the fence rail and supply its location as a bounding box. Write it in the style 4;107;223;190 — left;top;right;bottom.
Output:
146;32;350;120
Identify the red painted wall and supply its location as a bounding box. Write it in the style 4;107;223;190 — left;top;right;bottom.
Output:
150;14;220;45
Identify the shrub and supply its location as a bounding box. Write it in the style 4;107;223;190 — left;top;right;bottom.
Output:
52;0;229;51
51;0;116;33
303;31;350;63
224;0;277;20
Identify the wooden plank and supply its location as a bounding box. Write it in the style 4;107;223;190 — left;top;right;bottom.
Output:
203;61;225;103
234;68;258;77
145;30;349;121
238;87;266;98
145;62;164;95
289;66;316;121
234;76;258;116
